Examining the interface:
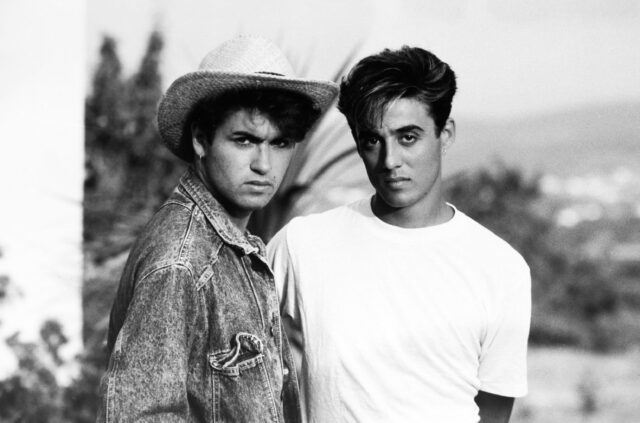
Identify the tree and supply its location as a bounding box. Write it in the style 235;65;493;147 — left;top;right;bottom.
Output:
84;30;183;255
85;36;124;149
445;165;623;350
0;247;9;301
123;29;164;164
0;325;67;423
121;30;184;208
78;30;184;422
84;35;127;246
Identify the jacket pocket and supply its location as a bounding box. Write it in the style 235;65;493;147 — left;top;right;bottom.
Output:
209;332;265;375
208;332;280;422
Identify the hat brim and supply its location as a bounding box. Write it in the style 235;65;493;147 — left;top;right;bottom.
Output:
157;70;339;161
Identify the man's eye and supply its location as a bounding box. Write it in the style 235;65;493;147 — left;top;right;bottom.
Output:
401;134;417;143
360;137;379;148
273;139;294;149
234;137;251;145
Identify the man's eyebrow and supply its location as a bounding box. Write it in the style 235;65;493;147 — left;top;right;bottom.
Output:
393;124;424;133
358;125;424;137
356;128;379;138
230;130;263;142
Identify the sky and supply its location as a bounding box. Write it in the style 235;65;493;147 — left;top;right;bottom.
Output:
86;0;640;120
0;0;639;378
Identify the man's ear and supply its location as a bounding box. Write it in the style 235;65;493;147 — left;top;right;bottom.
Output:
191;123;206;159
440;118;456;155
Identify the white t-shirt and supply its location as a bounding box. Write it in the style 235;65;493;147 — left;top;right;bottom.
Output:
267;199;531;423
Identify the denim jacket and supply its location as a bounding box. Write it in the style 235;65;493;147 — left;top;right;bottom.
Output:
97;168;302;423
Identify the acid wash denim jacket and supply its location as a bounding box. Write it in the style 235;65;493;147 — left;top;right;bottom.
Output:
97;168;302;423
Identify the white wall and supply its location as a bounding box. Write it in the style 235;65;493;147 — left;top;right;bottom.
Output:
0;0;85;381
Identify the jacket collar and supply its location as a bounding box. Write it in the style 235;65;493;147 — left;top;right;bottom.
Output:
179;167;265;257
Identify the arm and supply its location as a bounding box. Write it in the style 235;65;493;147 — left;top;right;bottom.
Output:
478;260;531;405
99;265;200;422
475;391;515;423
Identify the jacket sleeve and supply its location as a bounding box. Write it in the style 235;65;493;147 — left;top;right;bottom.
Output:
98;264;201;422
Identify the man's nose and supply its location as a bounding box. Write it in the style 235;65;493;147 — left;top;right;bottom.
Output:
250;144;271;174
382;140;401;170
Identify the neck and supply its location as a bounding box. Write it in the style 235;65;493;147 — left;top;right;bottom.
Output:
226;214;251;232
371;191;452;229
194;162;251;232
210;199;251;232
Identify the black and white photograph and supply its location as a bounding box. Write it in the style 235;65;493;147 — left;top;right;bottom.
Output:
1;0;639;421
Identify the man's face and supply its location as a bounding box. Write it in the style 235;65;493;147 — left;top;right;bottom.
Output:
356;97;454;215
196;108;296;219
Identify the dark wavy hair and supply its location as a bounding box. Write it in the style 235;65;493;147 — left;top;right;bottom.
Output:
182;88;321;161
338;46;457;137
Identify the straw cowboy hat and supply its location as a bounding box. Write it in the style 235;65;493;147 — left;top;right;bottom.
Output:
157;35;339;161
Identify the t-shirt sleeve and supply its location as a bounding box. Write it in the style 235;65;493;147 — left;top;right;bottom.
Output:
267;224;301;325
478;257;531;398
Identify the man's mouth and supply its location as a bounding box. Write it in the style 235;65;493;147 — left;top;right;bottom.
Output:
246;180;273;190
380;175;410;190
383;176;409;184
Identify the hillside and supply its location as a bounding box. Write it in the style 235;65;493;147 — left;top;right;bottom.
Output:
446;102;640;177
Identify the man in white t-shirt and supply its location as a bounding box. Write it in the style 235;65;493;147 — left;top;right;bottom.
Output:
267;46;531;423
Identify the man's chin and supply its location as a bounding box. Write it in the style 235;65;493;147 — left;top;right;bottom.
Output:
376;191;413;210
240;195;274;212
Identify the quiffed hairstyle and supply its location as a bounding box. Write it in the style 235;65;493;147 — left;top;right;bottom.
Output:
182;88;321;161
338;46;457;137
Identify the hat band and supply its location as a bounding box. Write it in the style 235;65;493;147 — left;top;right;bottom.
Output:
256;71;285;76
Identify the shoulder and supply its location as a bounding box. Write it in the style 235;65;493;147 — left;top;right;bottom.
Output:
454;208;529;273
287;199;367;237
126;195;224;283
268;200;366;259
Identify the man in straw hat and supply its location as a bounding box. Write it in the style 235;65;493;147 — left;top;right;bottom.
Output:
97;35;337;422
268;45;530;422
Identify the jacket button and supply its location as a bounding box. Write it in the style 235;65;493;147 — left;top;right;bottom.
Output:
283;366;289;377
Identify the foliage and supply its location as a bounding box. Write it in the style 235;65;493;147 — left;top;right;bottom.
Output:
0;247;8;301
0;326;66;423
1;252;66;421
0;30;183;423
81;29;183;421
0;317;104;423
4;27;638;422
61;340;106;423
84;30;184;262
445;164;635;351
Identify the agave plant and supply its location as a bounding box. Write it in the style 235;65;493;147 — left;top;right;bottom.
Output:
249;42;372;241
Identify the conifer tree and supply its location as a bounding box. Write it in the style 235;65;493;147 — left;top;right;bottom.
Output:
120;29;184;209
84;36;127;244
86;36;124;149
125;29;164;163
